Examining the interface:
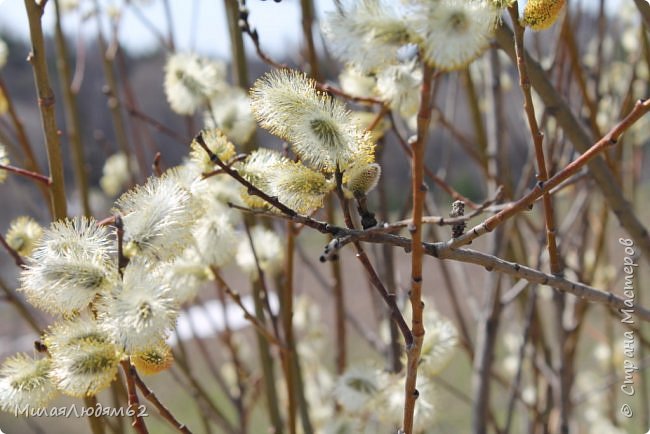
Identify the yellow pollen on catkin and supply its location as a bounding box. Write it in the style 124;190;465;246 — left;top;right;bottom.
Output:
522;0;566;31
132;346;174;375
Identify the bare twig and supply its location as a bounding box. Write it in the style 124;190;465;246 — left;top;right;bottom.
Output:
401;62;435;434
119;360;149;434
133;371;192;434
496;24;650;263
24;0;67;219
0;164;51;186
447;97;650;250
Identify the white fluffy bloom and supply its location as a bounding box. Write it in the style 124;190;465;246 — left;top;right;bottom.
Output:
410;0;498;70
114;172;201;261
266;159;334;214
49;341;120;397
376;60;422;118
0;354;56;412
251;70;375;172
333;366;380;412
5;216;43;257
164;247;213;304
192;213;238;267
0;39;7;70
164;52;226;115
417;309;458;376
323;0;411;72
339;67;377;98
99;260;179;353
100;152;133;197
343;162;382;198
374;374;436;432
189;128;236;174
204;87;257;145
237;148;288;209
19;217;116;315
44;317;121;397
44;317;113;353
236;226;284;280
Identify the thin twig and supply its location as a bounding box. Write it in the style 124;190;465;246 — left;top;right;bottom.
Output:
24;0;67;219
496;23;650;263
508;6;569;431
447;97;650;250
119;360;149;434
402;62;435;434
133;371;192;434
0;164;52;186
0;232;26;268
210;267;287;351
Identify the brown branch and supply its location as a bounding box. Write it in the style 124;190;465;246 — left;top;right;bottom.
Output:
229;188;650;323
402;63;435;434
120;360;149;434
448;97;650;250
0;232;26;268
125;104;187;145
210;267;287;351
634;0;650;28
134;371;192;434
508;7;569;430
24;0;67;219
496;24;650;263
0;164;51;186
0;77;50;206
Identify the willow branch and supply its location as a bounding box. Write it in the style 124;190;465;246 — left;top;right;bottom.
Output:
0;164;51;186
134;371;192;434
496;24;650;263
120;360;149;434
448;97;650;250
210;267;286;351
0;77;49;206
24;0;67;219
402;63;435;434
0;276;41;333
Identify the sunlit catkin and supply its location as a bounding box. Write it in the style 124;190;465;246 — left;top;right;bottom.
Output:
5;216;43;257
250;69;375;172
0;354;56;412
522;0;566;31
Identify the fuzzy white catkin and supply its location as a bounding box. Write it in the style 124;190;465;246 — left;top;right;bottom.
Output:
204;87;257;145
0;354;56;411
100;152;133;197
98;259;179;353
322;0;410;73
235;226;284;280
19;217;116;315
114;172;201;261
44;317;121;398
250;69;375;172
410;0;498;71
164;53;226;115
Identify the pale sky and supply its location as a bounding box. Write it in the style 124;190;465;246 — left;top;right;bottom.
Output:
0;0;628;60
0;0;337;59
